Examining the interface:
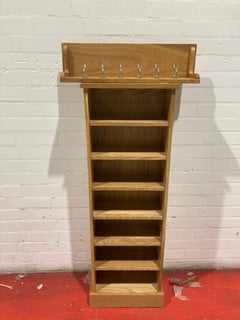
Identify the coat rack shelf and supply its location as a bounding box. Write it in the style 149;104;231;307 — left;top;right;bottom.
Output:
60;43;200;308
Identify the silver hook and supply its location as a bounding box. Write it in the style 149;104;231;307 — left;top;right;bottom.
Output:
82;63;87;78
101;63;105;78
154;64;160;78
137;63;142;78
172;64;178;78
119;63;123;79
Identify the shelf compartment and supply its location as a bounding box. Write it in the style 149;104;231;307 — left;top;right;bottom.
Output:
93;210;163;220
95;260;159;271
94;191;163;211
93;160;165;182
91;152;167;160
96;270;157;283
90;282;163;307
94;236;161;246
93;182;164;191
93;267;161;307
95;220;161;237
91;126;167;152
89;89;169;121
95;246;159;261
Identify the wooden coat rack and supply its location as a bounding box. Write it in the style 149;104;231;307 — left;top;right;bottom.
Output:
60;43;200;307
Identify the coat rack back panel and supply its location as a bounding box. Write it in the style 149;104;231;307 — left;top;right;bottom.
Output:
61;43;199;84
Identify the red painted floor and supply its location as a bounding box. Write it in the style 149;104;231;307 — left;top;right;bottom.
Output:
0;270;240;320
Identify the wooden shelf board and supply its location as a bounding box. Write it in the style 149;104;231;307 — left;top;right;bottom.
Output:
94;236;161;246
80;81;182;89
91;152;167;160
93;182;165;191
95;283;160;294
90;120;169;127
95;260;159;271
93;210;163;220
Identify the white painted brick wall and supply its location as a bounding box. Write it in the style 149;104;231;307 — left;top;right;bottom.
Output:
0;0;240;272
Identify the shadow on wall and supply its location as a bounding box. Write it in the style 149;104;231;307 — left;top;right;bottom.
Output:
48;75;90;271
167;78;239;269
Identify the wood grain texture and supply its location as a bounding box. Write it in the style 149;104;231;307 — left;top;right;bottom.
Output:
94;236;161;246
94;191;162;211
91;126;167;152
83;89;96;291
93;210;163;220
90;120;169;126
90;284;164;307
158;90;176;287
95;260;160;271
61;43;200;308
95;283;160;294
80;82;182;88
89;89;168;121
60;43;199;84
91;152;166;160
93;160;165;183
188;45;196;76
92;182;165;191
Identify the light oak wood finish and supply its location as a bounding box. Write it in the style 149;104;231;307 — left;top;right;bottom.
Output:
93;182;165;191
89;89;169;121
83;89;96;291
95;260;159;271
93;210;163;220
94;191;163;211
61;43;199;84
94;236;161;246
95;283;159;294
91;152;166;160
90;283;164;307
93;160;165;183
91;126;167;152
81;82;182;88
60;43;199;307
90;120;169;126
158;90;176;288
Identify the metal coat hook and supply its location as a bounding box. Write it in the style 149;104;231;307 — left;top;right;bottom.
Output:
154;64;160;78
119;63;123;79
101;63;105;78
172;64;178;78
82;63;87;78
137;64;142;78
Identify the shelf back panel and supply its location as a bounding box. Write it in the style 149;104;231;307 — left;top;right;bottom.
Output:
96;271;157;284
95;220;161;237
96;246;159;261
93;160;165;182
94;191;163;211
89;89;168;120
91;127;167;152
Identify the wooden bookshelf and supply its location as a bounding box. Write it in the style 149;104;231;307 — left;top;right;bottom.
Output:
60;43;199;307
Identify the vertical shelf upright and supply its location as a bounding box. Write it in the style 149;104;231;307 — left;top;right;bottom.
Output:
60;44;200;307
